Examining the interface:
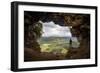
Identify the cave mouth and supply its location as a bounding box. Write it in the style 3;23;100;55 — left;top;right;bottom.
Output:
24;11;90;62
37;20;80;55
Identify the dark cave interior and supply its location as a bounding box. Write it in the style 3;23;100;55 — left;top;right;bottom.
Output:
24;11;90;61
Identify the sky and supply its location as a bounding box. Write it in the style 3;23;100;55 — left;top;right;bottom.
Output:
40;21;72;37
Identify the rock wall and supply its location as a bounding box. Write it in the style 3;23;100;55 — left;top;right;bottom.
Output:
24;11;90;61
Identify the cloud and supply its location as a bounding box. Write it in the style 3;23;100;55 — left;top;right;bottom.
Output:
41;21;72;37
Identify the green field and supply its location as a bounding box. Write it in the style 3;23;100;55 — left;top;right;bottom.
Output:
38;37;71;55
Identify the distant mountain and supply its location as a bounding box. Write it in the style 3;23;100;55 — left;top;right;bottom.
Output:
38;36;80;48
39;37;71;42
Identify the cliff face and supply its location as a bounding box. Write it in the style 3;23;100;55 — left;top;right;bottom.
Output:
24;11;90;61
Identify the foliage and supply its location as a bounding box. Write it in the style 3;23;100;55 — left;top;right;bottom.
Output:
39;37;70;55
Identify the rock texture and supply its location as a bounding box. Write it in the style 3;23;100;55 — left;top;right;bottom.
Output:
24;11;90;61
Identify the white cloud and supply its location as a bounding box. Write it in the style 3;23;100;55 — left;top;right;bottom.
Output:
41;21;72;37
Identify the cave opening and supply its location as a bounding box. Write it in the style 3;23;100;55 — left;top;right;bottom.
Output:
24;11;90;62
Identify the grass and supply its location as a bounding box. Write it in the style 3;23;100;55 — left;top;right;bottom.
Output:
39;37;70;55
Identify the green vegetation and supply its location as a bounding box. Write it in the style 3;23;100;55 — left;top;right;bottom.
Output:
38;37;70;55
